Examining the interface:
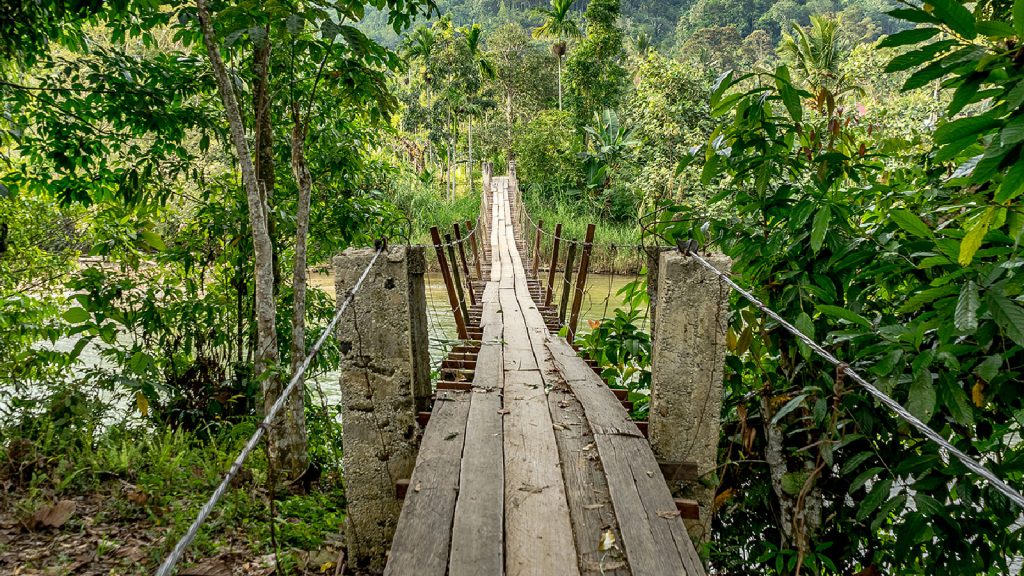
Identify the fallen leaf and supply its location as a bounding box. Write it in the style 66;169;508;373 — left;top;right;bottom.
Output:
583;504;604;510
497;408;510;415
598;529;616;551
657;510;680;519
444;432;459;441
33;500;76;529
180;558;231;576
414;482;422;492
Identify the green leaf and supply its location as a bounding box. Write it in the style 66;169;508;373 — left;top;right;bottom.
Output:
976;20;1016;37
840;451;874;475
700;152;720;186
934;113;1002;144
63;307;91;324
997;160;1024;202
885;40;956;73
1015;0;1024;38
1000;114;1024;148
140;231;167;251
929;0;977;39
810;205;831;252
878;27;941;47
778;80;802;122
959;208;994;265
907;368;937;422
772;393;808;425
851;467;884;492
794;312;814;359
858;478;893;521
1006;79;1024;110
955;281;980;332
816;304;872;329
975;354;1002;381
891;209;933;238
902;59;950;91
711;70;734;107
914;493;945;517
987;292;1024;346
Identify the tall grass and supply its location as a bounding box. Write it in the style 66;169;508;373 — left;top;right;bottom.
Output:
390;171;482;245
522;194;646;274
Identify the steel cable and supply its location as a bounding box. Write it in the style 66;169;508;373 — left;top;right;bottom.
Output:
155;245;385;576
682;244;1024;510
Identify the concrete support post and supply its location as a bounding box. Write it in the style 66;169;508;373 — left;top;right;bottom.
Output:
648;250;731;544
334;245;430;573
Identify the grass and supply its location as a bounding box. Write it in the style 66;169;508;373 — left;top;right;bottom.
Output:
391;170;482;246
0;387;346;575
522;194;646;274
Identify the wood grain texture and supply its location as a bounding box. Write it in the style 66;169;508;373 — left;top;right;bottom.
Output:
449;284;505;576
385;391;471;576
548;385;631;575
497;186;580;576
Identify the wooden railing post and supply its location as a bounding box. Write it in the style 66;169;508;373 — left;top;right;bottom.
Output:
648;249;731;544
430;226;468;340
566;224;596;343
544;223;562;307
531;219;543;278
453;223;476;306
558;242;577;326
467;220;483;280
445;233;471;323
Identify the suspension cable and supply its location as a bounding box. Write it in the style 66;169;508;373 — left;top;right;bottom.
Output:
680;242;1024;510
155;245;386;576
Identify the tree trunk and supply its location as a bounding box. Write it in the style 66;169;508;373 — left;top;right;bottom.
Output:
197;0;295;478
281;110;313;479
558;55;563;111
252;28;281;293
505;91;514;164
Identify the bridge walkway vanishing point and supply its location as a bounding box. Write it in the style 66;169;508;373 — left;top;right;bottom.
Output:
380;176;705;576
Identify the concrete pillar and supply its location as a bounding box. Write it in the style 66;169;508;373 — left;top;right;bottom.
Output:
648;250;730;543
334;245;430;573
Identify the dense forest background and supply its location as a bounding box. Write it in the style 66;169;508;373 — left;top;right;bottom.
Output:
3;0;1024;574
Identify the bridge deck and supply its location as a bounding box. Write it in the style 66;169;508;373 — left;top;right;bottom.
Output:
385;177;705;576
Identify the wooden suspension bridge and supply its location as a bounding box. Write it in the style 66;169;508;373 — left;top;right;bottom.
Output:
331;165;730;575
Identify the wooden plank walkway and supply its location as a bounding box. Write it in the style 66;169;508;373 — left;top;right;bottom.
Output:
385;177;705;576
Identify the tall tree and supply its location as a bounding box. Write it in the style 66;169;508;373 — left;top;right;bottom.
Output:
531;0;582;111
195;0;434;481
563;0;627;131
460;23;494;191
779;15;854;95
196;0;286;473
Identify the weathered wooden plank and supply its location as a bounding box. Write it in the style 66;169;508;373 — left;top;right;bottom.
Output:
545;336;643;437
502;368;579;576
497;192;580;576
548;384;631;576
385;391;471;576
620;434;705;575
450;284;505;576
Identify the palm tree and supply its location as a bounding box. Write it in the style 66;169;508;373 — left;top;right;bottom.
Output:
532;0;582;111
460;23;495;192
401;25;437;173
778;15;854;96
